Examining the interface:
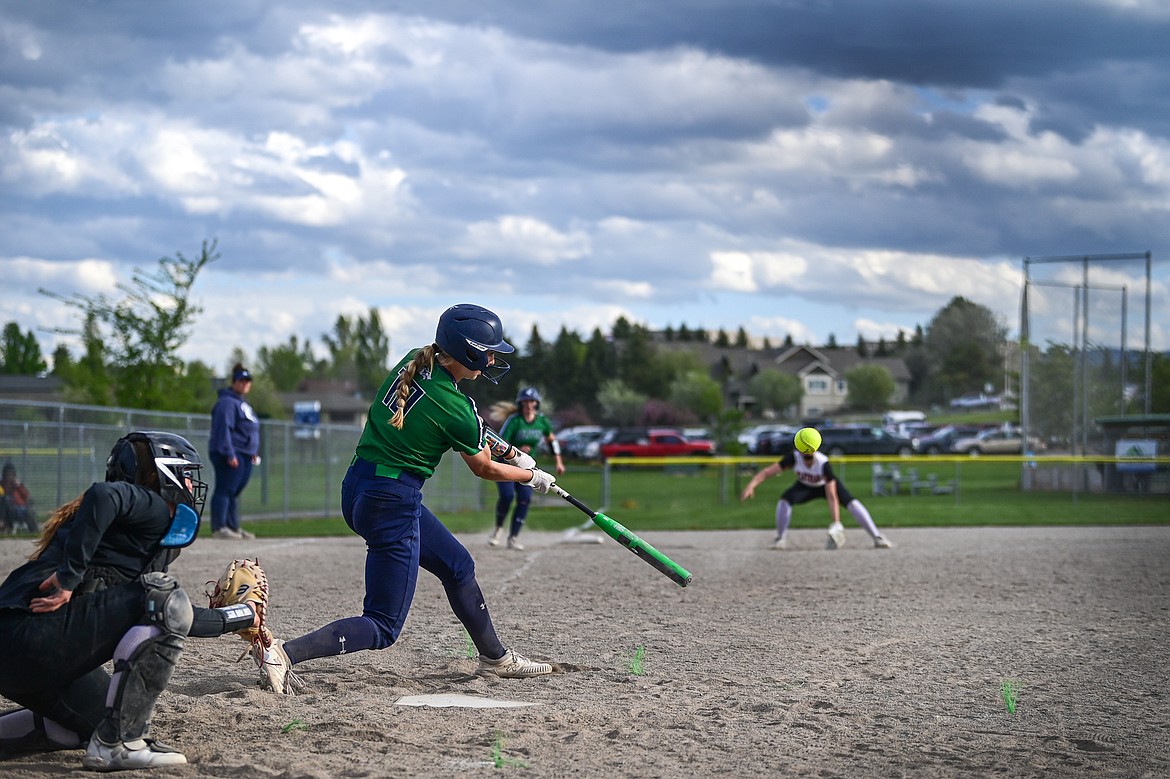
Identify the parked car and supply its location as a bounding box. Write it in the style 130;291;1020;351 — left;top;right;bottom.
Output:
911;424;985;455
756;426;801;456
555;426;606;459
737;424;795;454
598;428;715;459
951;427;1045;456
816;426;914;457
949;392;1000;410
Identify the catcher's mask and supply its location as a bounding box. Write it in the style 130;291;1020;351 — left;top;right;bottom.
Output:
107;431;208;539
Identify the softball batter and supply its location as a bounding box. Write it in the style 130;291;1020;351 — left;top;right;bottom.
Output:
274;304;558;684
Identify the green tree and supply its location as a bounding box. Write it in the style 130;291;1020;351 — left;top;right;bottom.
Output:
1;323;47;374
747;368;802;418
925;296;1006;402
845;364;895;411
734;327;750;348
40;240;217;410
355;308;391;397
826;333;839;348
714;329;731;347
668;370;724;420
615;321;659;398
523;324;550;380
547;327;588;409
258;335;317;392
581;328;617;415
597;379;646;426
856;333;869;357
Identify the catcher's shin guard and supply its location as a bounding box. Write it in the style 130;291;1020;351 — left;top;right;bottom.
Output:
95;573;193;744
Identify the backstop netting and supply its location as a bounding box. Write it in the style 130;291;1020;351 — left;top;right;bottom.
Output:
1019;253;1157;492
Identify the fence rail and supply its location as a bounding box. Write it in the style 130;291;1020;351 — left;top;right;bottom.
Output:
0;399;485;525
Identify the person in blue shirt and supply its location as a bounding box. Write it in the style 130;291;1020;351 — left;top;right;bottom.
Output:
208;364;261;540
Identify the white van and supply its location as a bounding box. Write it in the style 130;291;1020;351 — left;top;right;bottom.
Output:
882;410;926;429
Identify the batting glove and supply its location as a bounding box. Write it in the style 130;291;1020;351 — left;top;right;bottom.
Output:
505;449;537;470
523;468;556;494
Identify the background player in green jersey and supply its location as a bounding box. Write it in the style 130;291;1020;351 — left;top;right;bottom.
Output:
490;387;566;550
274;304;559;683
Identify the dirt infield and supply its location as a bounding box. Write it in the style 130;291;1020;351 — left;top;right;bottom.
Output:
2;524;1168;777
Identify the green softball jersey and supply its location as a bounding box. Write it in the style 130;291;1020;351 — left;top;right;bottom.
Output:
498;413;554;453
355;349;486;478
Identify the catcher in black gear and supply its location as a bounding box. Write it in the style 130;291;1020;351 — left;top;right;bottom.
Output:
0;431;274;771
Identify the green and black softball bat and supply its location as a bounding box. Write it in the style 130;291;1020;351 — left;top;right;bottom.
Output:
550;485;693;588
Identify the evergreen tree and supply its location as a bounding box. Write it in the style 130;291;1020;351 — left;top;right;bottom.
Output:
1;322;47;374
735;326;750;348
856;333;869;357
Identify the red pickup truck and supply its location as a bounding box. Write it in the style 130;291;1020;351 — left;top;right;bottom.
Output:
599;428;715;459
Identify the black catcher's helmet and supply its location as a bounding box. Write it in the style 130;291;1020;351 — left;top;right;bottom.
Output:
516;387;542;408
434;303;514;384
106;431;208;516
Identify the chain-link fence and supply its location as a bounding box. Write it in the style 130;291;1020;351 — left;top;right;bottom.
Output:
0;399;485;526
1020;253;1157;491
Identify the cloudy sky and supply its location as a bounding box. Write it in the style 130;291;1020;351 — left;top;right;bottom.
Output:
2;0;1168;373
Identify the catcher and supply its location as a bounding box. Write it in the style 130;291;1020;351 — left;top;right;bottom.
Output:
0;432;291;770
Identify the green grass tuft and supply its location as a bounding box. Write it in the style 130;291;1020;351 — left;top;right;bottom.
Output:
627;645;646;676
1001;680;1020;714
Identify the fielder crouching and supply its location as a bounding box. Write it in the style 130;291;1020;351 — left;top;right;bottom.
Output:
741;427;894;551
0;431;275;771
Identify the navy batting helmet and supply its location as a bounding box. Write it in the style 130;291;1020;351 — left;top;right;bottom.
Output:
516;387;542;408
435;304;514;384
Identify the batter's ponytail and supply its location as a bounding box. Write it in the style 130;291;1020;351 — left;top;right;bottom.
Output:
390;345;437;430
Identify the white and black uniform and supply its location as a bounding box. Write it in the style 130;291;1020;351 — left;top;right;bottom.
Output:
778;451;857;506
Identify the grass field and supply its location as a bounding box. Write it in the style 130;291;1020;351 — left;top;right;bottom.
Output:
165;457;1168;539
6;453;1162;542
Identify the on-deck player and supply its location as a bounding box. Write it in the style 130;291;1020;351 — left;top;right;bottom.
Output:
269;304;558;686
740;432;894;550
489;387;566;551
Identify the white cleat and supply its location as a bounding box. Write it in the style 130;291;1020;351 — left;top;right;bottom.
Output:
477;648;553;678
873;535;894;549
769;535;789;550
827;521;846;550
488;527;504;547
251;639;307;695
506;535;525;551
82;737;187;771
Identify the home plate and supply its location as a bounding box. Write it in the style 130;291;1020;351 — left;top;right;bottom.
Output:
560;528;605;544
394;694;537;709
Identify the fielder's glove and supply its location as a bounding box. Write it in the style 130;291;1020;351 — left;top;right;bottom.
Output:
523;467;556;494
206;558;305;694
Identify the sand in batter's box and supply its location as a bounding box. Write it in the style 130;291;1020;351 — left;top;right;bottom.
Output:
2;525;1167;778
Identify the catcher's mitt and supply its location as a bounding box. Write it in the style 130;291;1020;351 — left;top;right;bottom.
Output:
207;557;272;647
206;558;306;695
